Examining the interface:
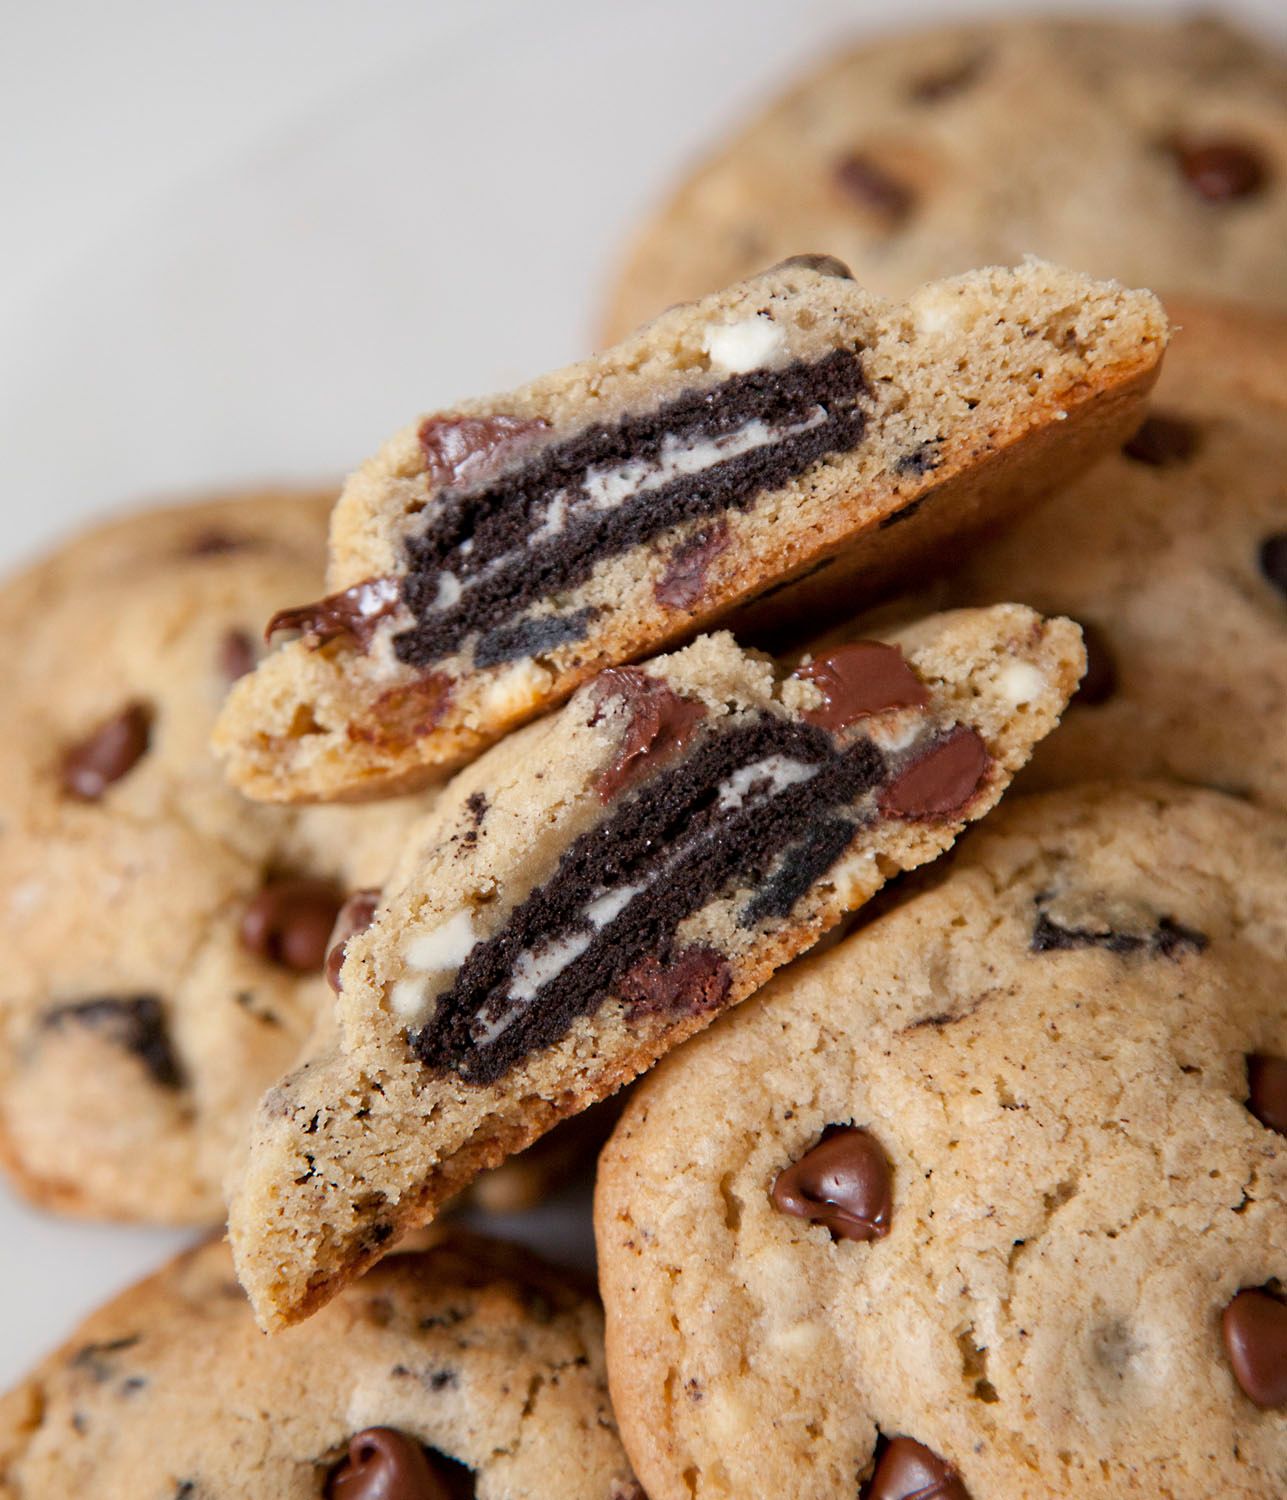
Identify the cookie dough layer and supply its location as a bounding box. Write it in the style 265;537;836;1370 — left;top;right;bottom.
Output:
596;783;1287;1500
0;1233;640;1500
227;603;1083;1330
603;15;1287;339
214;257;1165;802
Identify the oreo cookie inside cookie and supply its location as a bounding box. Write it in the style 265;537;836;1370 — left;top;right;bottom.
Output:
402;662;989;1086
392;350;869;669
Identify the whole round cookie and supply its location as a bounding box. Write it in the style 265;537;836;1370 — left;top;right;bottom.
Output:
948;297;1287;807
0;491;433;1223
603;15;1287;341
596;783;1287;1498
0;1232;641;1499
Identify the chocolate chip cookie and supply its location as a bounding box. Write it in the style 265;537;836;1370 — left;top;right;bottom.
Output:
0;491;434;1223
227;602;1084;1329
945;297;1287;808
213;257;1164;803
0;1232;640;1499
603;15;1287;341
596;782;1287;1499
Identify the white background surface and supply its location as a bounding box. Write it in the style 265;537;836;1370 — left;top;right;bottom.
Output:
2;0;1285;1387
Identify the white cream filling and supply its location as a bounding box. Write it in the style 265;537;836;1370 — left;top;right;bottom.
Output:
418;407;827;622
717;755;817;811
702;315;785;374
390;909;480;1025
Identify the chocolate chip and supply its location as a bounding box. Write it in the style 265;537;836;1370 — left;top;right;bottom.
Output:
908;52;985;102
618;946;731;1019
1031;908;1207;958
1259;533;1287;601
769;253;854;280
1172;139;1269;203
878;726;989;820
1122;413;1200;466
241;878;345;973
592;667;707;802
834;153;915;224
349;674;454;750
418;413;548;491
772;1125;891;1242
186;530;248;557
44;997;183;1089
326;1428;468;1500
61;703;152;800
325;889;382;993
1248;1054;1287;1135
655;522;731;610
267;576;400;652
218;628;257;682
795;642;929;733
1222;1288;1287;1408
865;1436;969;1500
1072;620;1117;707
71;1335;142;1382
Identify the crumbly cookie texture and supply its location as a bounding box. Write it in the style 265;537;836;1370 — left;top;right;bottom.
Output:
0;1233;640;1500
603;14;1287;340
228;603;1083;1330
213;257;1164;803
945;297;1287;809
595;783;1287;1500
0;492;434;1224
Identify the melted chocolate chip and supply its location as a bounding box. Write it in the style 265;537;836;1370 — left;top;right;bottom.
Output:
769;253;855;280
218;628;257;682
268;576;400;651
1122;413;1200;467
1073;621;1117;707
1259;532;1287;601
655;522;732;609
592;668;707;801
1031;908;1207;958
878;726;989;819
1172;139;1269;203
241;879;345;973
795;642;929;732
43;997;182;1089
771;1126;891;1242
61;703;152;800
325;889;382;993
418;414;548;490
327;1428;467;1500
1223;1288;1287;1408
834;153;915;224
618;946;731;1019
349;674;453;750
865;1437;969;1500
1247;1054;1287;1135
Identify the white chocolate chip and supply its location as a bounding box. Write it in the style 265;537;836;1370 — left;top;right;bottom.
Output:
702;315;784;374
404;909;477;971
996;659;1047;707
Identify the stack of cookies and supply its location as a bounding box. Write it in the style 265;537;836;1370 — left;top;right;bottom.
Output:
1;14;1284;1499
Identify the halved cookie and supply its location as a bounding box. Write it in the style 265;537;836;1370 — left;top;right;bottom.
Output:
213;258;1164;802
228;602;1083;1328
